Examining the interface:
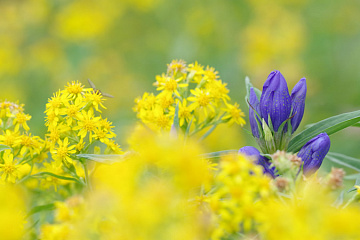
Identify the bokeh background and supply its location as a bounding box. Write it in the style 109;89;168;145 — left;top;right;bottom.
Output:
1;0;359;171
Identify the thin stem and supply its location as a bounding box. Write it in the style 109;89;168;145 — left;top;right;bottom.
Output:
83;162;92;191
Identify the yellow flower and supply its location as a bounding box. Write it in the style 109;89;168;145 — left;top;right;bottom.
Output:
45;90;68;116
133;92;156;112
13;112;31;131
64;80;86;99
152;106;172;131
14;133;42;157
167;59;187;75
0;130;19;148
51;137;76;166
188;88;215;116
156;92;174;109
0;150;21;183
61;100;84;126
177;99;194;127
46;124;71;145
93;129;116;143
206;80;230;102
222;103;246;126
155;75;188;96
203;65;219;81
84;90;107;113
105;139;123;154
73;110;101;141
188;61;205;83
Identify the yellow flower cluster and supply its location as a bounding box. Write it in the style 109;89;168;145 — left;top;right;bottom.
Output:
134;60;245;138
207;153;273;239
0;101;45;183
45;81;122;169
259;178;360;240
41;128;213;239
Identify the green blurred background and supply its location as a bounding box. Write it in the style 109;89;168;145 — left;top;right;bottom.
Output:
1;0;359;170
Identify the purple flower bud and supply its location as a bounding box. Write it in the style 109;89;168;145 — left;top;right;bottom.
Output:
297;133;330;175
290;78;307;133
249;88;261;138
239;146;277;178
260;71;291;132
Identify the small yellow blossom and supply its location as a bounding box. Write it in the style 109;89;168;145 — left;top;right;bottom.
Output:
0;150;21;183
13;112;31;131
0;130;18;147
51;137;76;166
177;99;193;127
188;88;215;116
84;90;107;112
64;80;87;99
222;103;246;126
73;110;101;141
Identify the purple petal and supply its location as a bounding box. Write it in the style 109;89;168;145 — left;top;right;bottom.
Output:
239;146;277;178
260;70;291;132
290;78;307;133
297;133;331;175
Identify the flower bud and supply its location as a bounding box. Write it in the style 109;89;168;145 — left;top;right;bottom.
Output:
238;146;276;178
290;78;307;133
249;88;261;138
260;70;291;132
297;133;331;175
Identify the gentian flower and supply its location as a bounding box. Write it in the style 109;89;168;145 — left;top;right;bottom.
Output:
248;70;307;153
238;146;277;178
297;133;331;175
260;70;291;132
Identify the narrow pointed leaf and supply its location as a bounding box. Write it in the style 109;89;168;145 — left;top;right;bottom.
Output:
201;150;238;159
26;203;56;218
77;153;128;164
288;110;360;153
31;172;84;184
245;76;261;107
325;152;360;172
0;145;10;152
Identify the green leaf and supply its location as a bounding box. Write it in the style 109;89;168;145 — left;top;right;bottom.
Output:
352;122;360;127
325;152;360;172
0;144;10;152
26;203;55;218
77;153;128;164
245;76;261;107
31;172;84;185
201;150;238;159
173;102;180;130
288;110;360;153
344;173;360;180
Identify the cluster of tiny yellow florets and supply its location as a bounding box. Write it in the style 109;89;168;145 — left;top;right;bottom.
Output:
45;81;122;168
0;101;45;183
206;154;273;239
134;60;245;136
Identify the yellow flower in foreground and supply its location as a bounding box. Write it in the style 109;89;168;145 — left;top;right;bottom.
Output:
51;137;76;166
0;150;21;183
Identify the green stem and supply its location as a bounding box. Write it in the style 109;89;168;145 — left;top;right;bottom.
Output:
83;161;92;191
